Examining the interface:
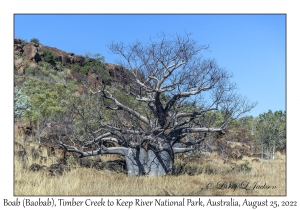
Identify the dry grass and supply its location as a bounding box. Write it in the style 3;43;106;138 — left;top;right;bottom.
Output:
14;145;286;196
14;132;286;196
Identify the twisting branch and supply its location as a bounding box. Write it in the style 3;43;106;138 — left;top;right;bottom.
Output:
55;32;257;176
94;87;151;126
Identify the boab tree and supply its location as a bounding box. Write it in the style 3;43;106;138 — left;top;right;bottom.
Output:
59;33;256;176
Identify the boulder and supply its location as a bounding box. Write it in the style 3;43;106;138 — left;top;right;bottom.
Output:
104;63;133;86
251;158;260;163
67;69;85;83
41;46;71;65
29;163;47;171
14;58;25;74
14;57;23;69
76;85;87;95
22;43;41;62
49;164;64;176
57;158;67;165
14;44;23;54
59;54;70;66
29;62;38;69
14;38;21;45
70;55;85;66
38;46;87;66
67;52;75;56
87;69;102;88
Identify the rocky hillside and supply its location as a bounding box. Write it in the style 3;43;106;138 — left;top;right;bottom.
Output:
14;38;132;89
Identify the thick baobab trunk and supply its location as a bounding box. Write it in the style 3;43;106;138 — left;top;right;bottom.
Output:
147;149;174;176
123;147;174;176
60;139;191;176
124;148;148;176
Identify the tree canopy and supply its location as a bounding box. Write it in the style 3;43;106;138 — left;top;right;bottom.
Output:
58;33;257;176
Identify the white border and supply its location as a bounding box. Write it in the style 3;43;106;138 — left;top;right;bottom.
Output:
1;0;299;209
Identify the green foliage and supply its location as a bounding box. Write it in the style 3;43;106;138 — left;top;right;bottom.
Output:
40;48;56;64
20;39;28;47
38;61;51;70
30;38;40;45
78;53;108;81
24;66;58;86
67;155;76;165
235;161;251;173
193;110;224;128
24;66;36;76
55;61;63;71
29;91;65;121
256;110;286;148
68;63;81;73
21;78;74;124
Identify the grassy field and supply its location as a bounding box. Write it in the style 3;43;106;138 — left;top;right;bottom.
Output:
14;139;286;196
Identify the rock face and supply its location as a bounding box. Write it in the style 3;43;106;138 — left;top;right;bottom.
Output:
14;38;21;45
41;45;72;66
14;38;85;67
14;39;23;55
14;58;24;74
14;38;136;88
87;68;102;88
67;69;85;83
22;42;41;62
70;55;85;66
104;63;133;87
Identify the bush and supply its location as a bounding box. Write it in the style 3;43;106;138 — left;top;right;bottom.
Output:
67;155;76;166
235;161;252;173
40;48;56;65
20;39;28;47
24;66;39;76
14;86;31;119
30;38;40;45
81;53;108;79
38;61;51;70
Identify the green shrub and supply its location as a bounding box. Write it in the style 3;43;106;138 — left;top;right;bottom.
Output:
67;155;76;166
81;53;108;80
40;48;56;64
30;38;40;45
24;66;38;76
235;161;252;173
38;61;51;70
20;39;28;47
55;61;63;71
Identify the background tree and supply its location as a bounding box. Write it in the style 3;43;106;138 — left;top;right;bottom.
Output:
14;86;32;167
59;33;257;176
81;52;107;77
255;110;286;163
22;80;69;144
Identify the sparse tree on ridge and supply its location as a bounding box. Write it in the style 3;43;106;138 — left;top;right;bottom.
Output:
59;33;257;176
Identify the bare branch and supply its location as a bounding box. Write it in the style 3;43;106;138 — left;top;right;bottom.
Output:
101;89;150;125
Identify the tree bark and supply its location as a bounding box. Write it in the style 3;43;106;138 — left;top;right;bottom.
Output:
123;147;174;176
60;142;179;176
